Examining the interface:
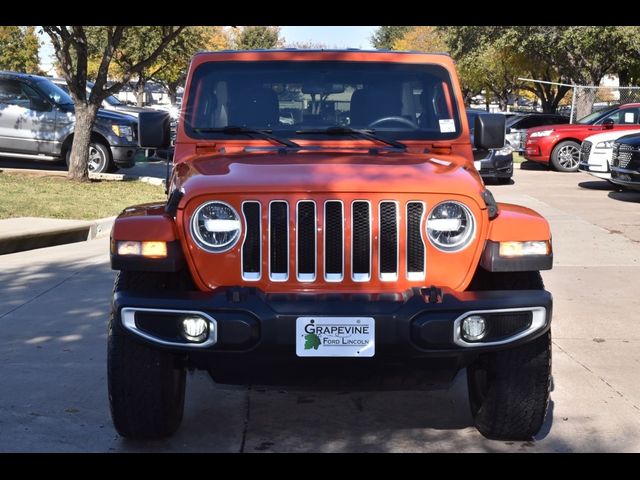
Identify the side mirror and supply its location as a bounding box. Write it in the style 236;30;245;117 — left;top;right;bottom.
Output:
506;127;512;134
603;118;614;130
30;97;51;112
474;114;505;149
138;111;171;148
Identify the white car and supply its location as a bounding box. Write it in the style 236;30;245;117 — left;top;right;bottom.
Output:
579;128;640;180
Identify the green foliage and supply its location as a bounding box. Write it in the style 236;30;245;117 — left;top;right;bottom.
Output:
403;26;640;113
371;26;410;50
232;26;281;50
304;333;321;350
0;26;41;73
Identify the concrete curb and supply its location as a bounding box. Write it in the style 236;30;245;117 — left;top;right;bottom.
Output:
0;216;115;256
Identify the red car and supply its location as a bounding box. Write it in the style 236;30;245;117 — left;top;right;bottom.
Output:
524;103;640;171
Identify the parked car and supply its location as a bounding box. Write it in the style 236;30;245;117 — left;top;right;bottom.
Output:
51;78;150;119
467;109;513;184
610;133;640;190
0;72;141;173
108;50;554;442
524;103;640;172
578;128;640;181
505;113;569;152
53;77;178;159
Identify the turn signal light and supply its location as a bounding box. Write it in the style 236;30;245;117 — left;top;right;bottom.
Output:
117;241;167;258
499;241;551;257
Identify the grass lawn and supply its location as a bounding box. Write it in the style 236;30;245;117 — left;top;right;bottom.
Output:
0;172;166;220
513;152;526;164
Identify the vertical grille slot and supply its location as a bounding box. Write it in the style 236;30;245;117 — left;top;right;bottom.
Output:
406;202;426;280
241;202;261;281
324;201;344;281
297;201;316;282
269;201;288;281
351;201;371;281
379;201;398;281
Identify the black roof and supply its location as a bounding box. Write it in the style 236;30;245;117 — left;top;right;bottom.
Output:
193;49;451;57
0;71;48;82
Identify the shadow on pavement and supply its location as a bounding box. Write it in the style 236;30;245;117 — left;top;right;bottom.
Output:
578;180;618;191
520;160;549;171
608;190;640;203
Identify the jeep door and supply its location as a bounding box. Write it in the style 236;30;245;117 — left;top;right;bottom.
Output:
0;78;58;155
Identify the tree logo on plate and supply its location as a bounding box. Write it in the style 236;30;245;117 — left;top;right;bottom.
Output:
304;333;321;350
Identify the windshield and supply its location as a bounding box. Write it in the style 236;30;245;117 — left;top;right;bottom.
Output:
36;79;73;105
104;94;123;106
86;81;123;106
577;106;617;124
185;61;461;141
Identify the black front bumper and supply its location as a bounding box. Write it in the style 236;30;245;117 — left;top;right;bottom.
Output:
476;152;514;179
611;166;640;190
113;287;552;384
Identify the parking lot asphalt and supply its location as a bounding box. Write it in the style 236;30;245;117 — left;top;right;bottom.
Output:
1;165;639;452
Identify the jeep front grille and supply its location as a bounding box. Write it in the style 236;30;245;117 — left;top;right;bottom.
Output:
581;141;592;163
269;201;289;281
241;199;427;284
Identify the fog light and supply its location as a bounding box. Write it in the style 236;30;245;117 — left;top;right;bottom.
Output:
462;315;487;341
181;316;208;342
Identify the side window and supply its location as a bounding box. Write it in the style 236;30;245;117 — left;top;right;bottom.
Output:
514;117;537;130
0;79;30;107
601;108;640;124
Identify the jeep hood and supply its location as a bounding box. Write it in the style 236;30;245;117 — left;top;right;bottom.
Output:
173;151;484;200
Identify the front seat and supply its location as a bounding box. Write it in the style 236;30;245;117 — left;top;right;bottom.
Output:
228;87;280;129
349;87;402;128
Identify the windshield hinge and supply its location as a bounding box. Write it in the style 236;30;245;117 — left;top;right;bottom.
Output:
195;144;218;154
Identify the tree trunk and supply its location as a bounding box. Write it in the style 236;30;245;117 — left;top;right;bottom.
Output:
135;79;146;107
68;103;99;181
168;85;177;105
619;69;630;87
575;88;597;121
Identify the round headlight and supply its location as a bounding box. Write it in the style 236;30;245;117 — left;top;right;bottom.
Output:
427;201;475;252
191;201;241;253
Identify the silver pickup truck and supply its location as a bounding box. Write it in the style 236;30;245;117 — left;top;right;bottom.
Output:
0;71;142;173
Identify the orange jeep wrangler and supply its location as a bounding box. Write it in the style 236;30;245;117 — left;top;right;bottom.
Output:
108;50;553;441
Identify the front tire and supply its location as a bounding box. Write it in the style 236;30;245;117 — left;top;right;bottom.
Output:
551;140;581;172
466;270;551;440
65;140;114;174
107;271;186;439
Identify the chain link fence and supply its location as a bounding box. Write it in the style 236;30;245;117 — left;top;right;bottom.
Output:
569;85;640;123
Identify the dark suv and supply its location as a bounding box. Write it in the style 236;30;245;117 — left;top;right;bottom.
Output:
0;72;141;173
611;132;640;190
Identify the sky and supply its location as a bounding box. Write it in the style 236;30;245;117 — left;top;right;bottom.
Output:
38;26;379;72
279;26;377;49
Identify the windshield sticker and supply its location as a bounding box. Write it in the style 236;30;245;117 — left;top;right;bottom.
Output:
439;119;456;133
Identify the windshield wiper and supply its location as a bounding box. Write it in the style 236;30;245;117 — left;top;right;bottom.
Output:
192;126;301;149
296;126;407;151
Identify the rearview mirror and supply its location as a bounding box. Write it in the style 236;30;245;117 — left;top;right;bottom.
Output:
138;111;171;148
474;114;505;149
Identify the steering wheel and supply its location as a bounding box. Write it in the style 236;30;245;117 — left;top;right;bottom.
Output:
368;116;419;129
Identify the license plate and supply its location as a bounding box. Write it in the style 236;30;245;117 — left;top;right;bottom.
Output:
296;317;375;357
474;160;482;171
